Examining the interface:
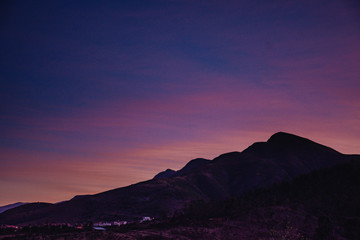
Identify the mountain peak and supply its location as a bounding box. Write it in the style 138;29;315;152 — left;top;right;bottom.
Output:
266;132;340;153
242;132;305;155
153;158;211;179
243;132;341;158
153;169;176;179
180;158;210;170
267;132;309;144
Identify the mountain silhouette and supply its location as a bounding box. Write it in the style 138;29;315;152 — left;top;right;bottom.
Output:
0;132;358;225
153;169;176;179
154;158;211;179
0;202;27;214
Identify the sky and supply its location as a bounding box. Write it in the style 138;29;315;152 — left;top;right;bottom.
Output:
0;0;359;206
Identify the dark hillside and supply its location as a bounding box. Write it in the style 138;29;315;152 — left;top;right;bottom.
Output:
0;132;358;226
176;160;360;239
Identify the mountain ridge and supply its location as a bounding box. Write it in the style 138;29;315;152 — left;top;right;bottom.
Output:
1;132;358;225
154;158;211;179
0;202;27;214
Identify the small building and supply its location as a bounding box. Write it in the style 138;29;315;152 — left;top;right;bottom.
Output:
113;221;127;226
140;216;153;223
94;222;111;227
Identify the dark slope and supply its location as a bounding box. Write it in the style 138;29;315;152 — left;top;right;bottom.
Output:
0;203;53;224
0;202;27;214
170;160;360;239
173;158;211;177
1;132;358;225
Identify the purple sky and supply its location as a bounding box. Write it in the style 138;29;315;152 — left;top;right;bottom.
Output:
1;0;360;205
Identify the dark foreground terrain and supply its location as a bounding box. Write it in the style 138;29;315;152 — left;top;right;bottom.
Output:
1;160;359;239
